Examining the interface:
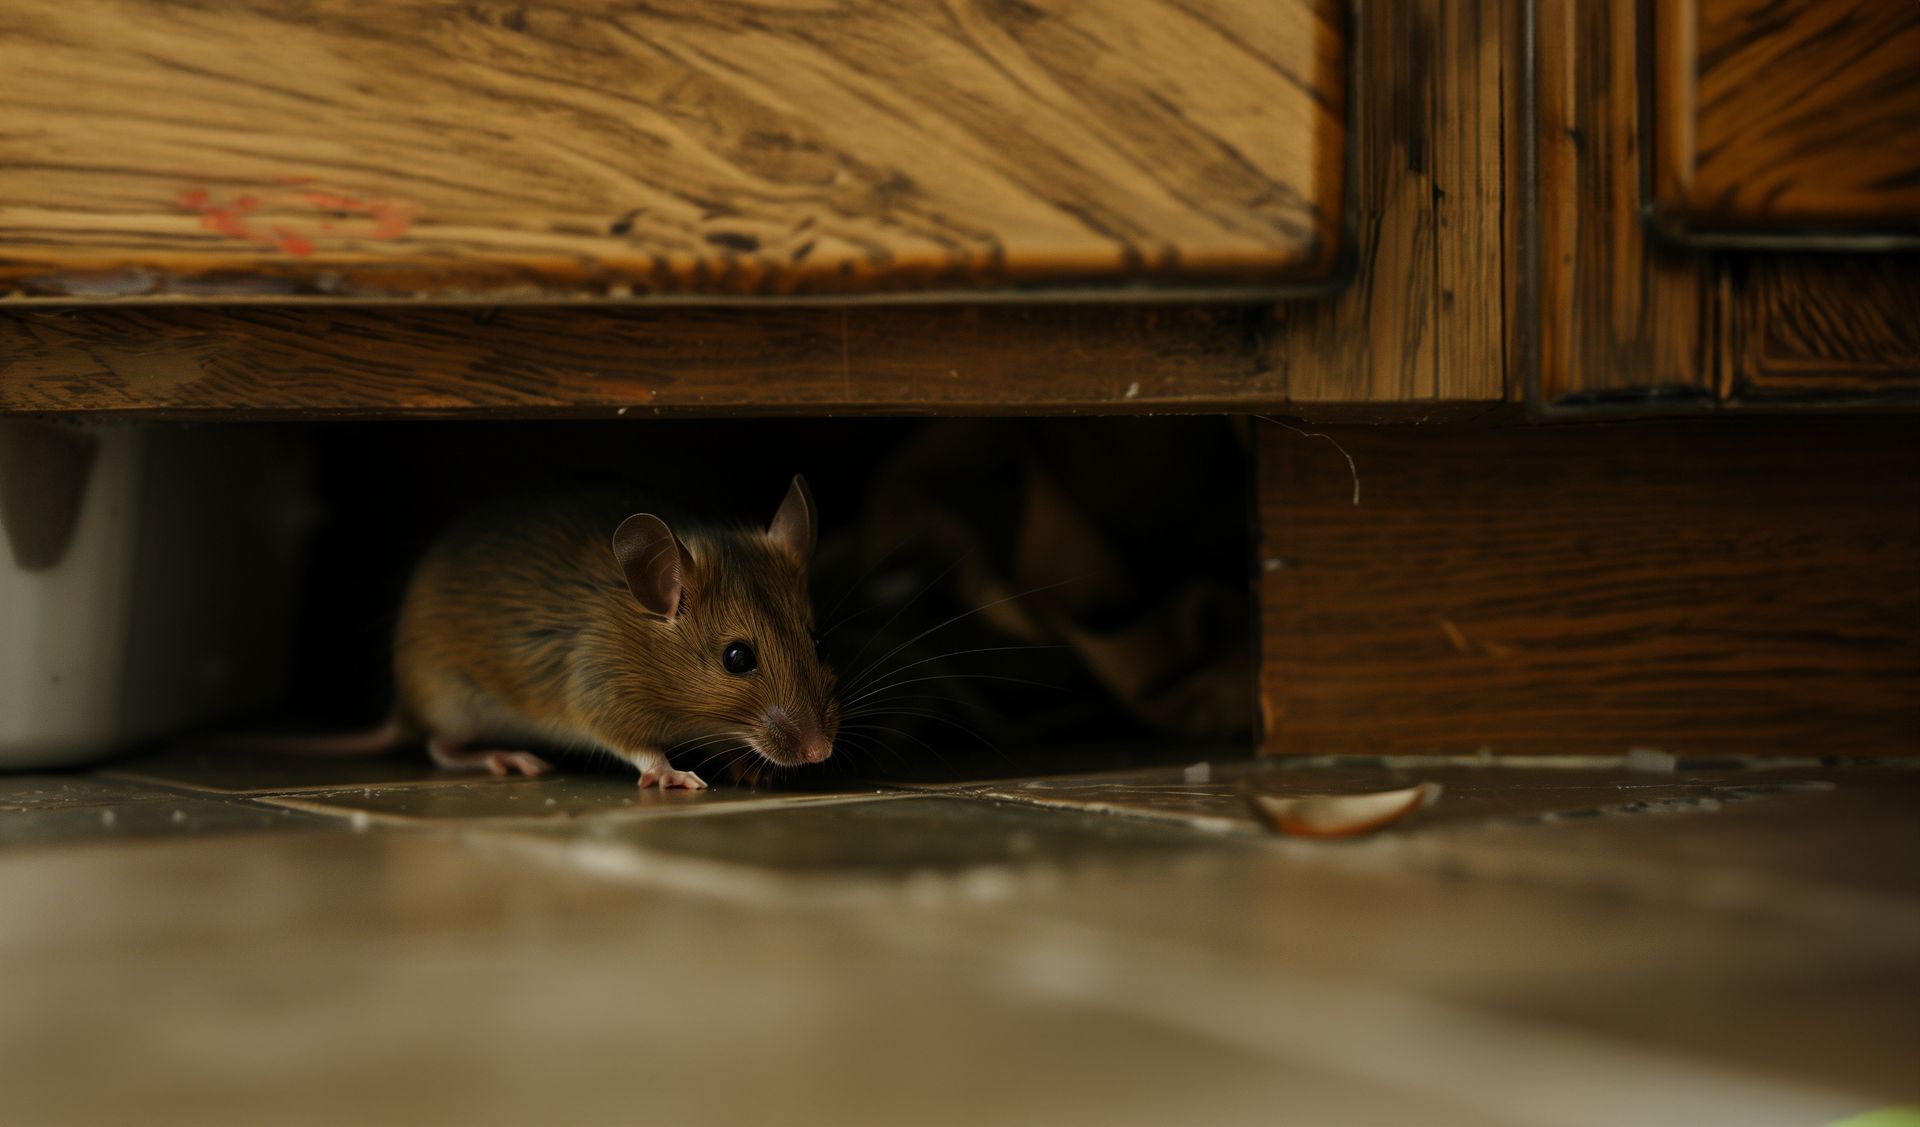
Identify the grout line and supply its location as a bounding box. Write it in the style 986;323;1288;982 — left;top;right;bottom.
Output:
254;787;915;829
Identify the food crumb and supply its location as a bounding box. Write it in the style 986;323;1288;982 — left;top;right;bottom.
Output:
1183;761;1211;784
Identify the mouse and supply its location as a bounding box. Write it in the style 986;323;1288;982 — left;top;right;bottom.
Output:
319;476;839;789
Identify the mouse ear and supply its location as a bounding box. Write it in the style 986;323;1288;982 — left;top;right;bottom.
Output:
612;514;690;620
767;474;817;562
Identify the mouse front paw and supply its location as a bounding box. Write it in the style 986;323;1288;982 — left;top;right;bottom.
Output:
638;765;707;790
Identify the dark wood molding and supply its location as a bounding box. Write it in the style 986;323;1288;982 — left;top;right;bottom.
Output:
1257;417;1920;757
1720;257;1920;402
0;304;1297;417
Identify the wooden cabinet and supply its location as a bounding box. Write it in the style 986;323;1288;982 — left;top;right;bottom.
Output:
1;0;1916;416
2;1;1917;764
1532;0;1920;410
1650;0;1920;239
0;0;1347;301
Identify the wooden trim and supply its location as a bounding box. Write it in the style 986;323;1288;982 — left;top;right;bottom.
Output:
1268;0;1514;404
1534;0;1709;404
1257;417;1920;758
1;304;1294;417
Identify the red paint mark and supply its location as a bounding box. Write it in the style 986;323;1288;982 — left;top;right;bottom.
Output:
300;189;414;239
199;208;271;243
272;227;314;256
370;203;412;239
177;179;416;253
301;191;363;212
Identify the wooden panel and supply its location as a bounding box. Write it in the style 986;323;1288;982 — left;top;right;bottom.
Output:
0;305;1285;416
0;0;1346;301
1268;0;1510;403
1653;0;1920;233
1723;257;1920;399
1535;0;1708;402
1256;418;1920;757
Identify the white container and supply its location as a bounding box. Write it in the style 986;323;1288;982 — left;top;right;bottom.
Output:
0;421;314;768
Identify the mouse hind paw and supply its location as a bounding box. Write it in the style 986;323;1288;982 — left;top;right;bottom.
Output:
429;739;553;778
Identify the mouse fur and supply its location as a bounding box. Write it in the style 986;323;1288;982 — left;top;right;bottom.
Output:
390;477;839;788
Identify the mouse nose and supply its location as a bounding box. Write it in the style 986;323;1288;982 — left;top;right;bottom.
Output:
765;707;833;766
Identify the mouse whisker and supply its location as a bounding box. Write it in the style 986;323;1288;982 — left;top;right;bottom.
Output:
839;709;994;743
837;721;990;767
816;536;912;639
840;671;1068;712
839;720;957;772
833;551;973;689
831;729;897;771
678;734;752;764
842;691;1007;719
840;575;1090;694
841;642;1071;694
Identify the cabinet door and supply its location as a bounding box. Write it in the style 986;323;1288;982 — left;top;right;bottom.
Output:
0;0;1347;302
1650;0;1920;240
1533;0;1920;409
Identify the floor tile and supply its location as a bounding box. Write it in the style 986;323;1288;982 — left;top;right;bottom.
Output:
979;762;1263;831
542;794;1248;875
0;814;1892;1127
262;774;897;826
3;758;1914;1124
0;774;188;811
102;746;461;794
1416;773;1920;908
980;760;1838;836
0;796;333;848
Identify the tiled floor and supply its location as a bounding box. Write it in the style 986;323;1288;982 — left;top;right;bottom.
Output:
3;750;1918;1126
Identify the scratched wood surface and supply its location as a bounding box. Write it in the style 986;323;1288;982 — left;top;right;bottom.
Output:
1268;0;1511;403
1534;0;1707;402
0;0;1347;301
1720;257;1920;400
1256;418;1920;758
1652;0;1920;233
0;305;1285;416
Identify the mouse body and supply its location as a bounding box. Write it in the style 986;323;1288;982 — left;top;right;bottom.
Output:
389;477;838;788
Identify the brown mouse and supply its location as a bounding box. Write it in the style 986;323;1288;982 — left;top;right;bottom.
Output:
383;476;839;788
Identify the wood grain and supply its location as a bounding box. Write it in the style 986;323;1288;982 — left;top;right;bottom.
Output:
1267;0;1511;402
0;0;1346;301
1653;0;1920;233
1534;0;1708;402
1256;418;1920;757
1722;257;1920;399
0;304;1285;416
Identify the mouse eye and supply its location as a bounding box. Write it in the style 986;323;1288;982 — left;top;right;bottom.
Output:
810;631;822;654
721;641;757;675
